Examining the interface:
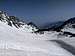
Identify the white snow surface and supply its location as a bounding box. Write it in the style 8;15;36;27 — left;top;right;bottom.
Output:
62;27;75;34
0;21;74;56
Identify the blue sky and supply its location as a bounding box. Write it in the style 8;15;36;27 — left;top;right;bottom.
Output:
0;0;75;26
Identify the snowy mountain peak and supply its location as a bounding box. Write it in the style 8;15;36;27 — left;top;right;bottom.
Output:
0;11;9;21
0;11;38;32
63;17;75;28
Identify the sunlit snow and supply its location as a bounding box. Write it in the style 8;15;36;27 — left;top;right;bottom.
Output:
0;21;74;56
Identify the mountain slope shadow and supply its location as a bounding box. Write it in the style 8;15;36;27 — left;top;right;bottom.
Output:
51;40;75;55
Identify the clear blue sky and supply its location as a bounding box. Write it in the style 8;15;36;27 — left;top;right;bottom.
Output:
0;0;75;26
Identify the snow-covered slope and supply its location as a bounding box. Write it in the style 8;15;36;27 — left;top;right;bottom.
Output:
62;22;75;34
0;20;74;56
59;17;75;37
0;11;74;56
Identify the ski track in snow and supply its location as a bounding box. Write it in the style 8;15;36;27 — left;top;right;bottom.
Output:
51;40;75;55
0;40;74;56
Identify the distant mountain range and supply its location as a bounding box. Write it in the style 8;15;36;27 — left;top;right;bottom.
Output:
35;17;75;37
1;10;75;37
